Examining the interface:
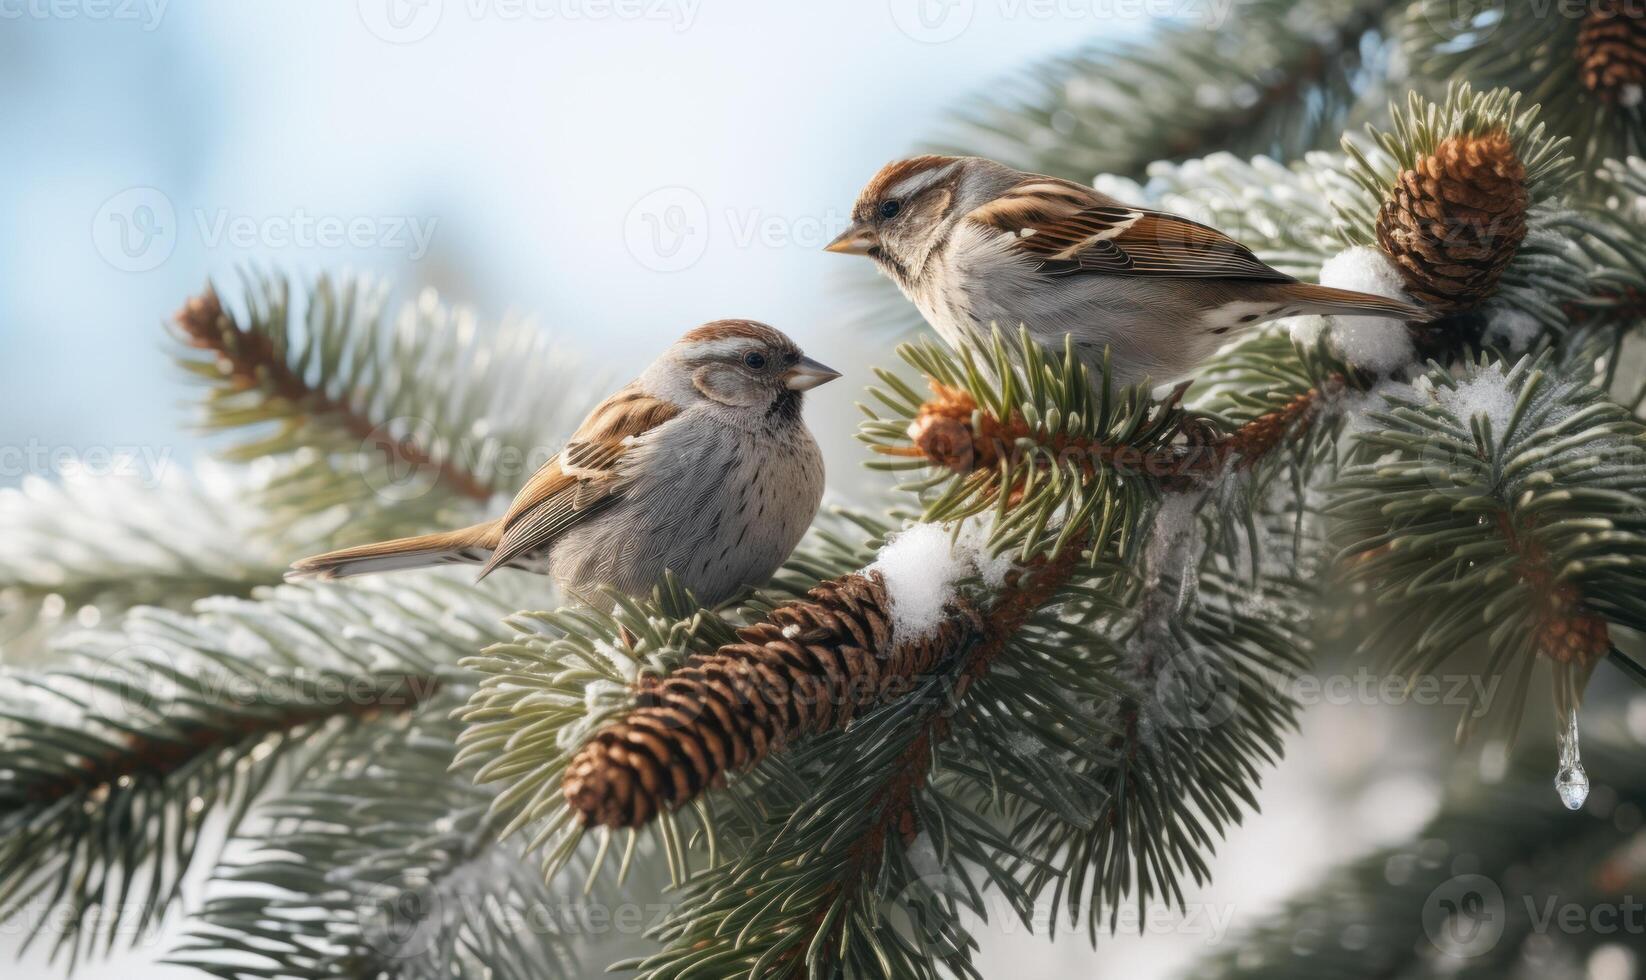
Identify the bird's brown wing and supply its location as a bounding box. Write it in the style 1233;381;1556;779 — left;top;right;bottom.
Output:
477;387;681;579
967;176;1294;282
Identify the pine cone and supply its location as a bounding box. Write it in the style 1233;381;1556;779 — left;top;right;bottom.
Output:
562;572;977;828
1578;0;1646;104
908;412;976;472
173;286;227;348
1536;584;1611;667
1375;130;1528;314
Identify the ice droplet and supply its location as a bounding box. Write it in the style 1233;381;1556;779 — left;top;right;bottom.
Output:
1554;663;1588;810
1556;763;1589;811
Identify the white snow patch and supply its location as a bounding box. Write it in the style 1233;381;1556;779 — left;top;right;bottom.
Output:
870;523;970;643
869;518;1018;642
1434;364;1517;436
1313;246;1418;372
1484;306;1541;352
1006;729;1044;758
1289;314;1328;348
955;515;1014;589
1340;379;1415;439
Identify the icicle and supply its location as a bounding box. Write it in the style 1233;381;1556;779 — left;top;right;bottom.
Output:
1552;661;1589;811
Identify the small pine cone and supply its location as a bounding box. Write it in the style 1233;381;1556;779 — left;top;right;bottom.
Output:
1537;584;1611;667
562;572;977;828
173;286;227;348
1578;0;1646;104
908;412;976;472
1375;130;1528;314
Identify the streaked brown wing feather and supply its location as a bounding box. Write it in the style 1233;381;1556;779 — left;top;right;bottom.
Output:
478;386;680;578
969;176;1292;282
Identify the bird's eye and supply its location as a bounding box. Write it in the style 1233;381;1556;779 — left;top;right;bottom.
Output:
877;199;902;220
743;351;767;370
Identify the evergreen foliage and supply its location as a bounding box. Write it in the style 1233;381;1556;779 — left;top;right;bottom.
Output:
5;1;1646;977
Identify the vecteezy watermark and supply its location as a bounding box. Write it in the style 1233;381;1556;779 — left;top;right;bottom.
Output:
0;0;167;30
888;0;1235;43
91;187;177;272
1424;874;1646;959
623;187;712;273
0;441;173;486
356;0;700;43
882;870;1236;957
1147;664;1501;735
1155;653;1239;731
79;643;445;725
1419;0;1646;44
622;187;856;272
92;187;439;272
1423;874;1507;959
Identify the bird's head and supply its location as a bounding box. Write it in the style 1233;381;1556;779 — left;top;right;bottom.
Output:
825;154;1016;285
662;320;840;416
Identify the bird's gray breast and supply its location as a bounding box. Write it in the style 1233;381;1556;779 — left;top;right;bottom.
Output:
548;411;823;606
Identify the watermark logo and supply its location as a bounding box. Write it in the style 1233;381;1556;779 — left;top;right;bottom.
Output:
881;872;969;957
85;645;180;722
357;417;447;503
624;187;710;273
1419;0;1506;43
92;187;439;271
357;869;448;959
358;0;444;43
358;0;701;41
0;441;173;486
1155;654;1239;730
92;187;177;273
620;191;856;272
889;0;974;42
1422;874;1506;959
0;0;168;30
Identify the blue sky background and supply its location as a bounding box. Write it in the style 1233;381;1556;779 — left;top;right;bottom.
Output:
0;0;1111;487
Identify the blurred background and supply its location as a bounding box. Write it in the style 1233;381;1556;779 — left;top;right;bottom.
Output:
3;2;1638;978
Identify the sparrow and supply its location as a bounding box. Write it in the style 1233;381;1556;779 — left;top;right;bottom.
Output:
826;154;1430;387
290;321;839;607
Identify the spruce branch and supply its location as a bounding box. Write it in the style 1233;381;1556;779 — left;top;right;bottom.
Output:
0;464;294;664
0;575;521;966
1405;0;1646;169
1192;724;1646;979
175;283;491;503
172;273;600;548
933;0;1404;181
1329;351;1646;742
882;372;1345;492
857;331;1196;554
170;722;590;980
621;540;1098;980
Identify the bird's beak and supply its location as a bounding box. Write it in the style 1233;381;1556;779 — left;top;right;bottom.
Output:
784;356;842;390
824;221;876;256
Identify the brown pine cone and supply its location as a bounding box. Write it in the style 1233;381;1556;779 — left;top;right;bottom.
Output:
173;286;227;348
1536;583;1611;667
1375;130;1528;314
562;571;977;828
1578;0;1646;104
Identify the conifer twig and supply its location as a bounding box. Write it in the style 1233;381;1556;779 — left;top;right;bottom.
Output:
174;287;495;502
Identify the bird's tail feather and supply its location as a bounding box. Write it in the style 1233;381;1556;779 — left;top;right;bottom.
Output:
1285;282;1434;322
287;522;501;581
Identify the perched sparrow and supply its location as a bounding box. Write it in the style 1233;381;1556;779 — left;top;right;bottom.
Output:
290;321;839;607
827;154;1430;386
